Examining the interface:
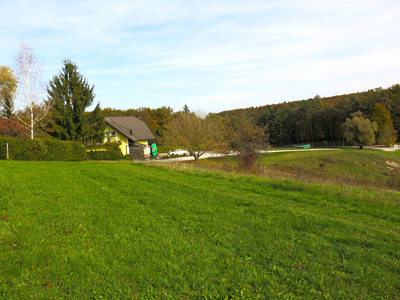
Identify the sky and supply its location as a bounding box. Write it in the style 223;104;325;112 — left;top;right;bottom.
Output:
0;0;399;113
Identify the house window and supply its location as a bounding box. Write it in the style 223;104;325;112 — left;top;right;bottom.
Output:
105;130;117;142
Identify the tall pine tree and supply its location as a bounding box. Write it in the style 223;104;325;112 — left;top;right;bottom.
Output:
47;60;104;144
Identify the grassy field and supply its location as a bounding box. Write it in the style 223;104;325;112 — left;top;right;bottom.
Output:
0;154;400;299
194;149;400;190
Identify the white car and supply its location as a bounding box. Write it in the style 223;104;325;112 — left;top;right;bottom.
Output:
168;149;189;156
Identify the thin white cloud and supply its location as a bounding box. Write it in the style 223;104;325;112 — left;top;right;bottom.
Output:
0;0;399;113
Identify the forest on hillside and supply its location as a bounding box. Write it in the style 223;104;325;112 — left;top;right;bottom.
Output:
101;85;400;147
219;84;400;146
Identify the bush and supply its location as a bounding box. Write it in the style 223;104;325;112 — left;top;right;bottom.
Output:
237;151;260;172
85;141;124;160
0;118;28;138
85;141;121;152
87;150;119;161
0;137;87;161
42;140;88;161
122;154;133;160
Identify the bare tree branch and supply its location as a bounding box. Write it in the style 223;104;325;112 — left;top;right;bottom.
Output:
7;43;52;139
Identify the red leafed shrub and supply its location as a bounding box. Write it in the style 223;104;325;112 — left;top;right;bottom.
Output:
0;118;27;138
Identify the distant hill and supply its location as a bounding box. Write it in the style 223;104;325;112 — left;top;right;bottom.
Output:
217;84;400;147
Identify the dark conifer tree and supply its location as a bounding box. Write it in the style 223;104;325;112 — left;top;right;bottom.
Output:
47;60;104;144
83;104;105;146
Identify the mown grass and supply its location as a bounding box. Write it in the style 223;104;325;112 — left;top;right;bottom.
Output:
1;159;400;299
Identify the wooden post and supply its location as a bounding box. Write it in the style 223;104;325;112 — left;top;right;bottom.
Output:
6;143;9;159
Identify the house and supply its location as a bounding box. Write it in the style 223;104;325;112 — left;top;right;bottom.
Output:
104;116;156;160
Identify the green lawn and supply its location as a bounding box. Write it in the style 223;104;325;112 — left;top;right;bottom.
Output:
1;159;399;299
197;149;400;190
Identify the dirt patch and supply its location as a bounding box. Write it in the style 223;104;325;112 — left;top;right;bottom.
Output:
386;161;400;170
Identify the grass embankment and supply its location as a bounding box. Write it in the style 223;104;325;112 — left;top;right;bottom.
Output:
196;149;400;190
0;159;399;299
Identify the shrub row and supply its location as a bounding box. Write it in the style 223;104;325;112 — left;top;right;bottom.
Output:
0;137;87;161
87;150;119;161
0;137;131;161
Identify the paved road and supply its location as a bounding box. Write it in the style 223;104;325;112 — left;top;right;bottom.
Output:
364;146;396;151
155;148;342;162
157;152;226;162
154;146;397;162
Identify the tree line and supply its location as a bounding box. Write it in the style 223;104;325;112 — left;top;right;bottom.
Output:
1;43;399;160
218;85;400;147
100;85;400;151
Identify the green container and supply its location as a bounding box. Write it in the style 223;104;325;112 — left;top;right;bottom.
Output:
296;144;310;149
151;143;158;157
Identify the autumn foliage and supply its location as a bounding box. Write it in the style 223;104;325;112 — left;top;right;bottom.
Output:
164;112;224;162
230;114;268;171
370;103;397;145
0;118;27;138
219;85;400;147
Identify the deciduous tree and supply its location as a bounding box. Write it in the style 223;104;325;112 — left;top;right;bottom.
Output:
0;65;18;118
370;103;397;145
2;44;51;139
164;111;224;162
230;114;268;171
0;117;27;138
341;111;377;149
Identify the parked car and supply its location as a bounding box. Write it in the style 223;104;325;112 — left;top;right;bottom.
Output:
168;149;189;156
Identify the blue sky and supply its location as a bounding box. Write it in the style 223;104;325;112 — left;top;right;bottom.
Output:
1;0;399;113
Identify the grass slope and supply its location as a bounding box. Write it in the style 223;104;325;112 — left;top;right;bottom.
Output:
198;149;400;190
260;149;400;188
0;160;399;299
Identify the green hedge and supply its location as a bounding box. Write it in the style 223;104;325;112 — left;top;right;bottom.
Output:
87;150;119;160
85;141;123;160
0;137;87;161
